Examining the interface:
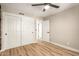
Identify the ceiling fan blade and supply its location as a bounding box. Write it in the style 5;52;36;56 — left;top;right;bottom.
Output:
32;3;47;6
49;4;59;8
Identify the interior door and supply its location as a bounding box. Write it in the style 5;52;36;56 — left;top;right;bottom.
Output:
42;19;50;42
3;12;21;49
22;16;35;45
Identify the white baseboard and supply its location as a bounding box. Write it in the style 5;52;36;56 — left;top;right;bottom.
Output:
1;41;79;53
50;41;79;53
0;41;38;52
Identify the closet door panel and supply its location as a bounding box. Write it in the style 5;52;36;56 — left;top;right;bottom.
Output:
22;16;35;45
2;12;21;49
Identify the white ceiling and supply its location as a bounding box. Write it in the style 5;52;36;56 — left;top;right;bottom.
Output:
1;3;79;18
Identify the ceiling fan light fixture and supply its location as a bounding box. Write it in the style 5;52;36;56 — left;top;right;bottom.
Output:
44;4;50;10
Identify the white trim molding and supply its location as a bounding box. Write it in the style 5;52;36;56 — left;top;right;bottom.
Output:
50;41;79;53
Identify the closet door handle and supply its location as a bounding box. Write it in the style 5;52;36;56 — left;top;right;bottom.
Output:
32;32;34;33
5;33;7;35
47;32;50;33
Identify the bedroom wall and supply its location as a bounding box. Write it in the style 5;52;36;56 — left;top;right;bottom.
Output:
48;5;79;50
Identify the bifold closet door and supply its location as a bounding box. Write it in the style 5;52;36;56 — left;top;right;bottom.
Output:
2;12;35;50
2;12;21;49
22;16;35;45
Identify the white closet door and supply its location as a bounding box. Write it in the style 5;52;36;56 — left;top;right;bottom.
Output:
42;20;50;42
22;16;35;45
2;12;21;49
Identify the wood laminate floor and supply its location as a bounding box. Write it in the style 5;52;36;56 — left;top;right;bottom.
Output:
0;41;79;56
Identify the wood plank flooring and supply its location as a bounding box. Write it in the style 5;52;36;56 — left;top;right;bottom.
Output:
0;41;79;56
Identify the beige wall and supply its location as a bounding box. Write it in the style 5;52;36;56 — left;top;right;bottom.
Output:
48;5;79;50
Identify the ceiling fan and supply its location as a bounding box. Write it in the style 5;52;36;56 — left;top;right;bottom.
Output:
32;3;60;12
